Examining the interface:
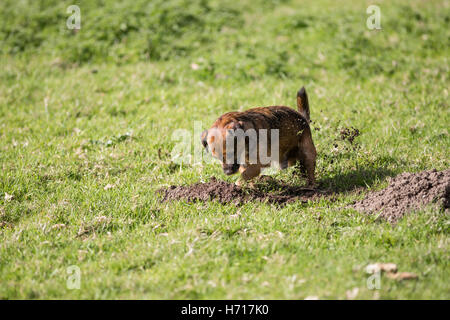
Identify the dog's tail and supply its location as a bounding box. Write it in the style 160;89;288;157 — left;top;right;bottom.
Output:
297;87;310;122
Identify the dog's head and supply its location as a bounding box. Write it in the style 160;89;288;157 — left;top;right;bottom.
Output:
201;121;244;175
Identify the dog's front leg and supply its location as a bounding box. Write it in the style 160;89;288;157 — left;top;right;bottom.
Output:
235;164;261;186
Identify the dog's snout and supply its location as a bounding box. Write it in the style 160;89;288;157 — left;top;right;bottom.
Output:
224;168;234;175
223;163;239;175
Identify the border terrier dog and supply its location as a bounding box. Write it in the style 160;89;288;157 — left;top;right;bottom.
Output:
201;87;317;186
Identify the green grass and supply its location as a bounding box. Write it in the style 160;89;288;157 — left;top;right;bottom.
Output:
0;0;449;299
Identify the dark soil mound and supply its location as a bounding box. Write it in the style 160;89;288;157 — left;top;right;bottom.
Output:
159;177;329;206
352;169;450;222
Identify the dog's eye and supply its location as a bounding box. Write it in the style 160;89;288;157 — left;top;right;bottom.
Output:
200;130;208;149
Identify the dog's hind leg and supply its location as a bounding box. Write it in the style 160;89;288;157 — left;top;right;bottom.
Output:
297;130;317;187
282;147;299;169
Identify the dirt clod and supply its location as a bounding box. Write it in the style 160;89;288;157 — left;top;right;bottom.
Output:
159;177;329;206
340;126;360;145
352;169;450;223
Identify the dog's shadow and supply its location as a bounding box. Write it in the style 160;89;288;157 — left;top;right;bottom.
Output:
253;166;395;196
317;167;395;193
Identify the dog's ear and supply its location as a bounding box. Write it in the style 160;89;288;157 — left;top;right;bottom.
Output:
228;121;244;130
201;130;208;148
297;87;310;122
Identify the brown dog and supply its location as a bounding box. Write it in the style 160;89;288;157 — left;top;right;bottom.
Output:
201;87;317;186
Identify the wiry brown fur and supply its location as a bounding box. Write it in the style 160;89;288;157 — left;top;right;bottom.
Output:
201;87;317;186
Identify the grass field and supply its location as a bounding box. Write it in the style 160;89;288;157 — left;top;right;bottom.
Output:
0;0;449;299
